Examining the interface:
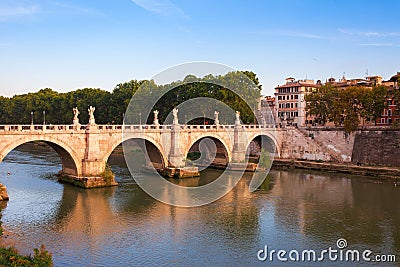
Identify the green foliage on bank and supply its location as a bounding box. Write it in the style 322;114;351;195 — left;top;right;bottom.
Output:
100;164;115;186
0;245;53;267
0;71;261;125
305;84;394;132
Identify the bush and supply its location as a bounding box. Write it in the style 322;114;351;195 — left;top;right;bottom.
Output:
0;245;53;267
100;164;115;185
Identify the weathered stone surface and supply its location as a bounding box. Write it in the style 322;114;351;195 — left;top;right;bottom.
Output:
352;130;400;167
160;167;200;178
273;159;400;179
58;174;118;188
1;124;399;188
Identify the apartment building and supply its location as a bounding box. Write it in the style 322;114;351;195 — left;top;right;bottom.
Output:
274;77;318;126
258;96;276;124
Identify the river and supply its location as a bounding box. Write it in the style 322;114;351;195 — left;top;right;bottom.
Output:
0;144;399;266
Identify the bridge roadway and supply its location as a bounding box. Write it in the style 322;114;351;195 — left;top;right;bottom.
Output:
0;123;283;188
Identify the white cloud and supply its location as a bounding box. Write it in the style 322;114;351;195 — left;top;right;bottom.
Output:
49;1;102;16
0;3;39;20
250;30;325;40
131;0;187;18
359;43;399;47
339;28;400;37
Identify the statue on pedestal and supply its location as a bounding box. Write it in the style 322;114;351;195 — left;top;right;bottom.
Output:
172;108;179;125
153;110;159;125
73;107;80;125
235;111;241;125
214;111;220;125
88;106;96;125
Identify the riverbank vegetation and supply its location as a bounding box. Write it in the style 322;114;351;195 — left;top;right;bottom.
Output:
305;84;399;132
0;245;53;267
0;71;261;125
0;206;53;266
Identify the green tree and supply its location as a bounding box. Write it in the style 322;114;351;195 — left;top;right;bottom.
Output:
360;85;388;124
306;85;388;133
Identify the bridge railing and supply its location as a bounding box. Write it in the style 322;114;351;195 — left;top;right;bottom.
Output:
0;125;88;132
0;123;281;132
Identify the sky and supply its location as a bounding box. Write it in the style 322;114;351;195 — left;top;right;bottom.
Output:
0;0;399;97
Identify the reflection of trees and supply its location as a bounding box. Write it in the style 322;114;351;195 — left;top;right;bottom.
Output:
270;170;400;255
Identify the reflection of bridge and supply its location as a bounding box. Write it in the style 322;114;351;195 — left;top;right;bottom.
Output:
0;124;284;187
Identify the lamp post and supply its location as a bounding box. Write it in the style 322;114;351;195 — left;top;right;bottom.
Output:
43;110;46;125
139;112;142;125
31;111;34;125
203;113;205;125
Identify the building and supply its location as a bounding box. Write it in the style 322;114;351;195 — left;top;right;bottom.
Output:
376;72;400;126
274;78;318;127
325;75;383;89
258;96;276;124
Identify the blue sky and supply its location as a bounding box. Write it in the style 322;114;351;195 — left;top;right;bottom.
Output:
0;0;399;96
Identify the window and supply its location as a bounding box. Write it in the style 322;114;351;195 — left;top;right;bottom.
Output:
291;95;293;100
295;103;298;108
388;109;392;116
295;95;298;99
291;103;293;108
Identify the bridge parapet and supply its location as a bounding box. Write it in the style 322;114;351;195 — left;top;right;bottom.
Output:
0;124;280;133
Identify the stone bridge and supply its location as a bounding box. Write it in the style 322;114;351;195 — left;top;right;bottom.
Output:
0;123;287;187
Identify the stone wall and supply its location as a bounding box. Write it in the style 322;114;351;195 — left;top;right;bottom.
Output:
286;127;400;167
282;127;355;162
352;130;400;167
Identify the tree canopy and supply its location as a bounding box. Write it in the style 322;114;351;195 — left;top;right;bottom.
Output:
0;71;261;125
305;85;389;132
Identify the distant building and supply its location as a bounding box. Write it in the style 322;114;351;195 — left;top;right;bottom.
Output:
257;96;276;124
376;72;400;126
268;71;400;128
325;75;383;89
274;78;319;126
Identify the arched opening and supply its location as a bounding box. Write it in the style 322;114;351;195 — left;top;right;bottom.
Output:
0;140;79;177
186;137;229;170
246;135;277;166
107;138;166;179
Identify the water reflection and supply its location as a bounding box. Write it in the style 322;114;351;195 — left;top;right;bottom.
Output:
0;144;398;266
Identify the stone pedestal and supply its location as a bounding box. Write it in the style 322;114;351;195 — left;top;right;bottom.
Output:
161;167;200;178
169;124;185;168
58;173;118;188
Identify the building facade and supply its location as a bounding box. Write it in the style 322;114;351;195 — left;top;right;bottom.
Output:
258;96;276;124
376;72;400;126
274;78;318;127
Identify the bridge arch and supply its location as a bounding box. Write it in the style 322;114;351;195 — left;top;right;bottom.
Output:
245;133;280;159
184;134;232;168
0;136;81;176
104;135;168;170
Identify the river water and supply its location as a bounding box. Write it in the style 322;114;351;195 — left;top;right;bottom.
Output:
0;144;399;266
